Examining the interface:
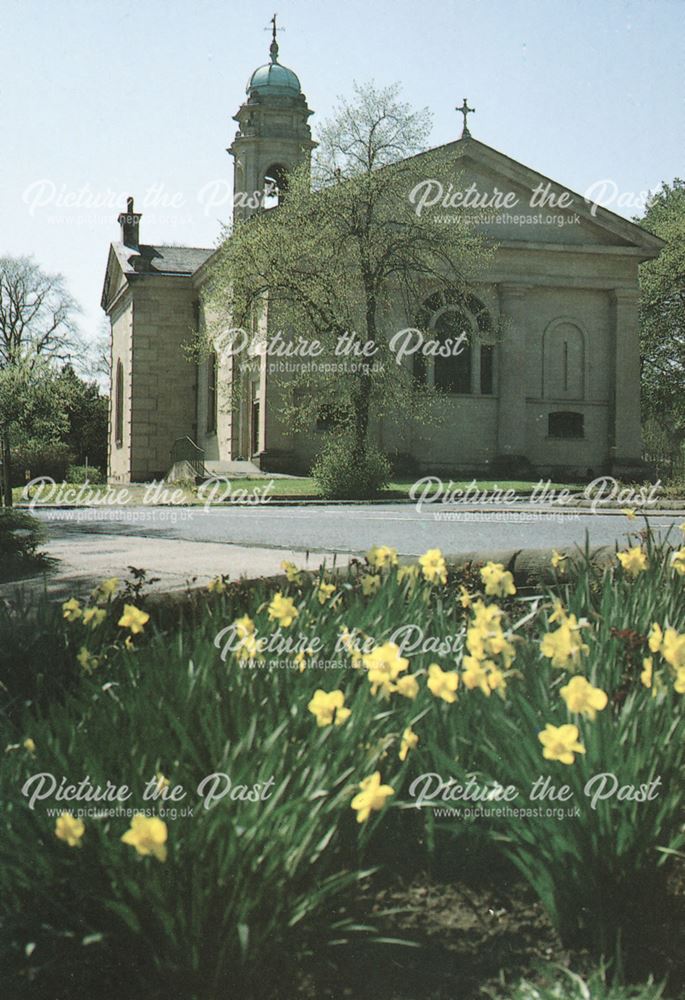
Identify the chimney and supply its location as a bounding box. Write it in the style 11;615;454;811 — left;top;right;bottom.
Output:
117;195;142;249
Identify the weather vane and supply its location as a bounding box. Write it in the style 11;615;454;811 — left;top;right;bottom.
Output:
265;13;285;63
457;98;475;138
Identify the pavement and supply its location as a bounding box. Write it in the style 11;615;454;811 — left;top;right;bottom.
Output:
2;501;682;603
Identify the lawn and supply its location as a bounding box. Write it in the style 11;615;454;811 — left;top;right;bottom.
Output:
1;530;683;998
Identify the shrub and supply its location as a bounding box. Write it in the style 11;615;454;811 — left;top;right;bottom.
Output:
9;440;74;486
312;432;391;499
66;464;106;484
0;509;47;581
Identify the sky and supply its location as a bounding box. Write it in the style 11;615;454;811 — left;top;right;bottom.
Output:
1;0;683;363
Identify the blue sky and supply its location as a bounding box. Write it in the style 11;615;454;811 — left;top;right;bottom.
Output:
1;0;683;357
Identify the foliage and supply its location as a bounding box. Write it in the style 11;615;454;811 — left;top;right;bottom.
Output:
638;178;685;469
1;529;684;995
0;509;47;581
496;966;665;999
66;464;106;485
9;439;74;487
311;430;392;498
56;365;109;471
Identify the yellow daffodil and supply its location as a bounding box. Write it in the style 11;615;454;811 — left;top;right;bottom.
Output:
236;633;262;662
427;663;459;703
419;548;447;585
234;615;255;639
207;575;228;593
551;550;567;570
367;545;398;570
280;561;303;585
462;656;493;696
361;574;381;597
118;604;150;635
560;676;608;720
362;642;409;697
540;614;589;668
487;668;506;693
316;582;337;605
395;673;420;700
307;689;351;727
124;636;135;651
351;771;394;823
121;814;168;861
622;508;636;520
538;723;586;765
155;772;170;793
648;622;663;653
77;646;100;673
294;647;314;672
23;738;36;754
617;546;648;577
91;577;120;603
62;597;82;622
641;657;653;689
267;592;299;628
399;726;419;761
662;627;685;670
675;669;685;695
55;811;85;848
83;607;106;630
671;548;685;576
480;561;516;597
458;585;473;609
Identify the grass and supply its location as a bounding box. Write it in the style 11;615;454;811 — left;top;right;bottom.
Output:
1;529;683;997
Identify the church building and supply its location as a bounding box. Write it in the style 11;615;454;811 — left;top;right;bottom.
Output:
101;26;663;484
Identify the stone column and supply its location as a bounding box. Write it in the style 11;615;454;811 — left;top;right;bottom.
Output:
610;289;642;469
496;283;529;464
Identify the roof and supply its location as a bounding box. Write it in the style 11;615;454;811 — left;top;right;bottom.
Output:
101;243;214;310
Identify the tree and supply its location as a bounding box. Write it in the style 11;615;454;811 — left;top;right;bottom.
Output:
637;178;685;471
55;365;109;472
204;83;491;489
0;256;80;505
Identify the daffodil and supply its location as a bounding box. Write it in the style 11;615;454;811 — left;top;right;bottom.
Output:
62;597;82;622
267;592;299;628
560;675;608;720
83;607;106;630
671;549;685;576
622;508;636;520
236;633;262;662
538;723;585;765
294;647;313;672
91;577;120;603
155;772;170;793
367;545;398;570
23;738;36;754
316;582;337;605
540;614;589;668
462;656;493;696
234;615;255;639
362;642;408;697
121;814;167;861
648;622;663;653
487;668;506;693
307;689;351;727
662;627;685;670
207;575;228;593
397;564;419;585
480;561;516;597
675;669;685;695
77;646;100;673
399;726;419;761
458;585;473;608
280;561;303;585
118;604;150;635
617;546;648;577
55;812;85;847
551;550;567;570
641;657;653;689
427;663;459;703
395;673;420;699
350;771;394;823
361;574;381;597
419;548;447;585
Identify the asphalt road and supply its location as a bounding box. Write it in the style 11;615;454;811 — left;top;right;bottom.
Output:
33;502;682;557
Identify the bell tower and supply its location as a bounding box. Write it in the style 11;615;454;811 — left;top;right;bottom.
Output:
229;17;316;221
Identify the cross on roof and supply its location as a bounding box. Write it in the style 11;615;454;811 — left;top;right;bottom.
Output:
265;13;285;62
457;98;475;138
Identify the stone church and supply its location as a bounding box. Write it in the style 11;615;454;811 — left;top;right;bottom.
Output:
101;27;663;484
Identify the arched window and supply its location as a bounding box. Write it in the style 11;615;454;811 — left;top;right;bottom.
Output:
542;320;586;400
206;351;217;434
114;360;124;447
413;291;495;395
263;164;289;208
